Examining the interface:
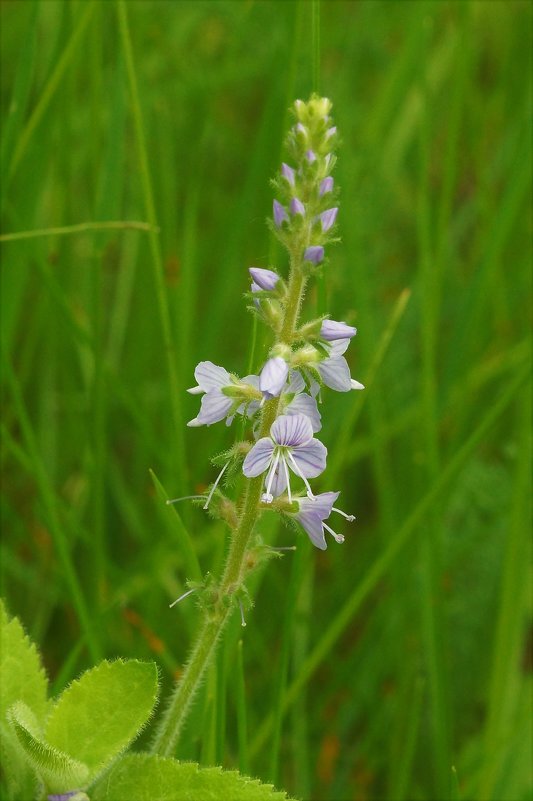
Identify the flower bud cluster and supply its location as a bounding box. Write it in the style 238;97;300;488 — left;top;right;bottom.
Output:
186;96;363;551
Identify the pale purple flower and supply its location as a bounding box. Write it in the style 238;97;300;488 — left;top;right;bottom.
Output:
284;391;321;432
320;319;357;341
281;163;295;186
187;362;260;427
273;199;288;228
291;491;355;550
319;207;338;232
325;125;337;140
319;176;334;196
305;149;317;163
314;340;364;393
249;267;279;291
259;356;289;398
304;246;324;264
243;414;327;503
279;371;321;431
290;197;305;217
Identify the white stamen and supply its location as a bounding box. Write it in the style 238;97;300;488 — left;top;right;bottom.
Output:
286;451;316;499
263;450;281;503
167;495;207;505
169;588;196;608
203;460;230;509
323;522;344;544
239;599;247;627
332;506;356;522
282;456;292;503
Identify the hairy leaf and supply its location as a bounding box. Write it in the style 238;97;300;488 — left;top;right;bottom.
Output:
92;753;297;801
45;659;158;784
0;599;48;724
8;701;89;792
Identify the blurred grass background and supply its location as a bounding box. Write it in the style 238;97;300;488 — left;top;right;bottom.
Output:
1;1;531;799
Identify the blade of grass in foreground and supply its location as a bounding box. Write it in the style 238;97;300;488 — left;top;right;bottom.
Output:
117;0;187;490
478;383;531;801
2;351;101;661
249;360;529;757
149;469;202;583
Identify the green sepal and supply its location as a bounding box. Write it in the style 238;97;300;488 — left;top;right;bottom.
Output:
7;701;89;792
45;659;159;786
91;753;298;801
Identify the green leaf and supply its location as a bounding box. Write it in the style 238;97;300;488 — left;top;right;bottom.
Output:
8;701;89;792
0;599;48;724
45;659;158;784
92;754;298;801
0;599;49;800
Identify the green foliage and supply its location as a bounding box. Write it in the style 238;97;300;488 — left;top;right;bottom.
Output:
0;599;48;725
92;753;296;801
1;1;531;799
45;659;159;785
8;701;89;792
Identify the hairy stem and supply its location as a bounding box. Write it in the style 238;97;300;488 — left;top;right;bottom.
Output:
151;249;306;757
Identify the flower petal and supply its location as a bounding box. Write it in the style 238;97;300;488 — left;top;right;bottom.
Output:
260;357;289;398
317;357;352;392
296;511;327;550
297;491;339;520
320;320;357;341
194;361;231;392
286;370;305;394
304;245;324;264
285;393;322;433
269;462;288;498
327;338;351;356
193;391;233;426
249;267;279;291
290;438;327;478
271;413;313;447
242;438;274;477
351;379;365;390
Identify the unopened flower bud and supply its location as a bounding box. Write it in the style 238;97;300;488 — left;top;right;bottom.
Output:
304;245;324;264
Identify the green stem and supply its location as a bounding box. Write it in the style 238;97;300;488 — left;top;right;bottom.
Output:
151;249;306;757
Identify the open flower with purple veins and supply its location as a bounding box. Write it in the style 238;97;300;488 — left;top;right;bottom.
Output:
242;414;327;503
290;491;355;550
187;361;261;427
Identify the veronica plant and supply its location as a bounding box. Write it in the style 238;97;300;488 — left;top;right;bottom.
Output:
150;95;364;758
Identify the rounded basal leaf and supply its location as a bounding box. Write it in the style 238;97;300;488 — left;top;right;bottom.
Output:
0;599;48;725
92;754;298;801
8;701;89;792
45;659;158;784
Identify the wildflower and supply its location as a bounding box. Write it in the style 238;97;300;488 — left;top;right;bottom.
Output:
319;207;338;232
187;362;261;427
249;267;280;292
290;197;305;217
313;339;364;393
242;414;327;503
319;176;334;196
290;491;355;550
281;162;295;186
259;356;289;398
273;199;288;228
304;245;324;264
320;319;357;341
